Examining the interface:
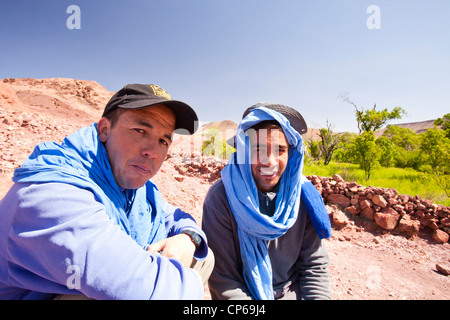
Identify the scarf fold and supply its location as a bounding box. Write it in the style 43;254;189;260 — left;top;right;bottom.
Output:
221;107;331;300
13;123;166;248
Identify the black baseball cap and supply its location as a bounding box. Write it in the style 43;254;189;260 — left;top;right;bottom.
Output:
102;84;198;135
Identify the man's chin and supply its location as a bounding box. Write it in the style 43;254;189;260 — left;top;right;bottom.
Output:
255;178;279;192
117;177;153;190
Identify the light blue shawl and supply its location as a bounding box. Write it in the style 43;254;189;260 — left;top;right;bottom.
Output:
13;123;166;248
221;107;331;300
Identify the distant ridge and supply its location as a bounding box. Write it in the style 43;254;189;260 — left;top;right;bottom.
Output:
303;120;439;142
376;119;438;137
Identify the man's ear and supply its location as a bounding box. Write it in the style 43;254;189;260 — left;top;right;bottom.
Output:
97;117;111;143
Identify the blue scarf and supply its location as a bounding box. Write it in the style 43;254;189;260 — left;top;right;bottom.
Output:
13;123;166;248
221;107;331;300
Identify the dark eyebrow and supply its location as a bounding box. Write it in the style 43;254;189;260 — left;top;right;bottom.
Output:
137;120;173;142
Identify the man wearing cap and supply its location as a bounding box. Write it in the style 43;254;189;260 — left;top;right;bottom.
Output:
202;103;332;300
0;84;213;300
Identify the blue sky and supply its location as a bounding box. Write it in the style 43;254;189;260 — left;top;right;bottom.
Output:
1;0;449;132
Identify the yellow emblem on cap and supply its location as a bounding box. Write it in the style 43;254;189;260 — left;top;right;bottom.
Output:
150;84;172;100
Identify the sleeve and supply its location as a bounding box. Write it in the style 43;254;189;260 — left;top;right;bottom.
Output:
7;182;203;300
161;202;208;260
296;210;332;300
201;181;253;300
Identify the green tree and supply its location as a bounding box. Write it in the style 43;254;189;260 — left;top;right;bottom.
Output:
354;132;379;180
305;139;321;161
333;132;358;164
318;121;343;165
420;128;450;173
420;128;450;197
381;125;422;169
340;92;406;134
340;93;405;179
376;136;395;167
382;125;420;151
435;113;450;139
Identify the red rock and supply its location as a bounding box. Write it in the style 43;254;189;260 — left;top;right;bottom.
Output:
436;205;450;217
432;229;449;243
332;174;345;183
344;205;360;216
372;194;388;208
440;217;450;227
374;207;400;230
398;214;421;237
331;209;349;228
436;263;450;276
327;194;350;207
348;182;358;193
173;175;184;182
360;207;375;221
359;199;372;210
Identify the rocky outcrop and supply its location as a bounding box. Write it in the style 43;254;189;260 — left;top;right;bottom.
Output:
308;174;450;243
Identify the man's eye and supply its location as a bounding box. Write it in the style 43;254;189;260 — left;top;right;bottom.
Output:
160;139;169;146
134;128;145;134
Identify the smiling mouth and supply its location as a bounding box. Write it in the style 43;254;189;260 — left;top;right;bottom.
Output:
260;167;279;176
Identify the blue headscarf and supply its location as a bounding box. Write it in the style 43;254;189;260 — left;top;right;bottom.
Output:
13;123;166;248
221;106;331;300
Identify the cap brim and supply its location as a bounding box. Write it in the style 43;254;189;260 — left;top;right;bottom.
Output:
119;99;198;135
163;100;199;135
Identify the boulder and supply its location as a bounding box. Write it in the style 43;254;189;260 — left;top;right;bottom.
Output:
360;199;372;210
432;229;449;244
332;174;345;183
374;207;400;230
331;209;349;228
360;207;375;221
436;263;450;276
398;214;421;237
344;205;360;216
347;181;359;193
327;194;350;207
372;194;388;208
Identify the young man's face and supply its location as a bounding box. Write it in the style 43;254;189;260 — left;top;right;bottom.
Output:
97;104;175;190
249;126;289;193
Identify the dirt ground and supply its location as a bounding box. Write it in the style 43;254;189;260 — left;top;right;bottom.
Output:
326;221;449;300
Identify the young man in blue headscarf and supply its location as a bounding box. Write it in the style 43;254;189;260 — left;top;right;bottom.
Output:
0;84;212;300
202;103;332;300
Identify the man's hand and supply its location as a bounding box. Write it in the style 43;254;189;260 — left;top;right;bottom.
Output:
147;234;196;268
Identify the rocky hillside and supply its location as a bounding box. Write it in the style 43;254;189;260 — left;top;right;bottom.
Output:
0;78;448;299
0;78;113;195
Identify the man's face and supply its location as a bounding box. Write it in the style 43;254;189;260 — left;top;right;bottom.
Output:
97;104;176;189
249;126;289;193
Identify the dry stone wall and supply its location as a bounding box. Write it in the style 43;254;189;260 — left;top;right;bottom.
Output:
307;174;450;243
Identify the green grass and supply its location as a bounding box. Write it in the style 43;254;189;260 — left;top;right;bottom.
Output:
304;161;450;206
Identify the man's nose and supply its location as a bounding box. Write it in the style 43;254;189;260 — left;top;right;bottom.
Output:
141;141;159;159
259;151;278;166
